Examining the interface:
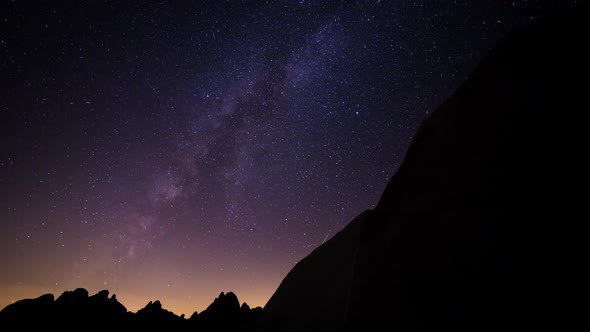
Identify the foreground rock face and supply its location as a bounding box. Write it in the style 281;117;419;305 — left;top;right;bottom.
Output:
260;9;582;332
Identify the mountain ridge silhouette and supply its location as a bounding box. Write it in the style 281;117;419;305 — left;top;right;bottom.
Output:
0;288;262;331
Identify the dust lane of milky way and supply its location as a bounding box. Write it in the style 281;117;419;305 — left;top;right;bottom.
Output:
0;1;575;316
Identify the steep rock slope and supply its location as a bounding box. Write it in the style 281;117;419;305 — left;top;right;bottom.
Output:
260;9;582;332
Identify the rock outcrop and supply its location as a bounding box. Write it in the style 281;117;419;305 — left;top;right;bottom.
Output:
259;8;582;332
0;288;262;331
189;291;262;331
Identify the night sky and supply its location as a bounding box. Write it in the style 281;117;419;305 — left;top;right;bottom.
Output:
0;1;575;316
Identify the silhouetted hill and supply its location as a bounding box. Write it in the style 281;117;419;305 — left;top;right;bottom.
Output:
259;8;582;332
0;288;262;330
189;291;262;331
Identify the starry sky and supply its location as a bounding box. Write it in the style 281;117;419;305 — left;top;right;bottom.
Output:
0;1;576;316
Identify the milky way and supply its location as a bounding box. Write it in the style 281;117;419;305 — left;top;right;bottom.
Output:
0;1;575;316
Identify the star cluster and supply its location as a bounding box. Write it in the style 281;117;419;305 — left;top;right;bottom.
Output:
0;1;575;316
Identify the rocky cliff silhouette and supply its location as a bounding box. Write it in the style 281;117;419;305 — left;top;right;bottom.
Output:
0;288;262;330
258;8;582;332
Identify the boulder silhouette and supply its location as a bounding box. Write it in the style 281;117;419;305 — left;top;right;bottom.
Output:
0;289;132;327
0;288;261;330
0;293;55;323
134;299;184;328
55;288;89;304
191;291;241;331
259;8;582;332
87;290;128;321
53;288;91;323
189;291;263;331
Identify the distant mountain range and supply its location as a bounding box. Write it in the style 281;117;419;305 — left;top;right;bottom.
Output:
0;288;261;331
1;7;581;332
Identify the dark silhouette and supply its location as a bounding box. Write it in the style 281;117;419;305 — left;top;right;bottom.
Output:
135;299;186;329
258;8;581;332
189;291;263;331
1;8;581;332
0;288;135;327
0;293;56;323
0;288;262;330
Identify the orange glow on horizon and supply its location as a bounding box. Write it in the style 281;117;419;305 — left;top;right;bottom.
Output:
0;258;292;317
